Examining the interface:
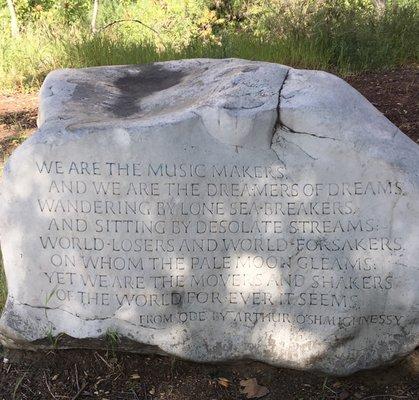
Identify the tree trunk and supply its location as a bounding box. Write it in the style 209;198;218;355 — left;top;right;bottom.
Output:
91;0;100;33
6;0;19;38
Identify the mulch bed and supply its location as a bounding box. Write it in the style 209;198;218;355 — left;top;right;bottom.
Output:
346;67;418;141
0;67;418;399
0;94;37;166
0;348;417;400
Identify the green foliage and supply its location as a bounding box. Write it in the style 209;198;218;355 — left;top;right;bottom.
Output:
0;0;418;92
13;0;89;25
0;251;6;312
105;328;120;353
45;325;62;348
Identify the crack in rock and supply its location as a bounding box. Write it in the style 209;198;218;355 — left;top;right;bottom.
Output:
275;68;291;134
270;70;318;162
274;68;340;143
13;299;162;331
280;136;318;161
282;128;340;141
15;300;113;322
270;68;291;166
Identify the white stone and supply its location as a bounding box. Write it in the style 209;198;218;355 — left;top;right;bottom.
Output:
0;59;418;375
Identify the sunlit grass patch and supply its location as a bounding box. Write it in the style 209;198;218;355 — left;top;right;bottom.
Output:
0;251;6;312
0;1;417;94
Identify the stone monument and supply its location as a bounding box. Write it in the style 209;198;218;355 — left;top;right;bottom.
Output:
0;59;418;375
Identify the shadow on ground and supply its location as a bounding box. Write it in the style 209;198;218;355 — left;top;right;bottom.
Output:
0;347;418;400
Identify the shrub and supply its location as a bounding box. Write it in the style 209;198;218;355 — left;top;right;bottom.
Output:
0;0;417;93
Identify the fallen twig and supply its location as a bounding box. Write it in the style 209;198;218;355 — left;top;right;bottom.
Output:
74;363;79;391
131;389;140;400
94;351;112;369
44;372;58;399
361;395;410;399
12;372;27;400
71;382;87;400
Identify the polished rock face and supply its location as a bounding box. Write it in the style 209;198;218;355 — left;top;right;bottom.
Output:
0;59;418;375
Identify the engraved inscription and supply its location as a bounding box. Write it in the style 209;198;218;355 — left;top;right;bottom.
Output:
33;160;407;329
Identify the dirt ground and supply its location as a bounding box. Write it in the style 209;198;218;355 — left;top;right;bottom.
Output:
346;67;418;141
0;348;417;400
0;67;418;399
0;93;37;170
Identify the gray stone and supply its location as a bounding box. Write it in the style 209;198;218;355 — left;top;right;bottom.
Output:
0;59;418;375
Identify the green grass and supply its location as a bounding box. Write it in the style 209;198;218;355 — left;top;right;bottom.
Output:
0;0;417;93
0;251;6;312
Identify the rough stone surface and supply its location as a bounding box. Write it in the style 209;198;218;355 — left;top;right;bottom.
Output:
0;59;418;375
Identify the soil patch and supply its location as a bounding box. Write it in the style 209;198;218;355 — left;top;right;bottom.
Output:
0;348;417;400
0;94;37;168
346;67;418;141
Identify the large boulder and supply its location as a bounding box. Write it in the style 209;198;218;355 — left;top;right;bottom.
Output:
0;59;418;375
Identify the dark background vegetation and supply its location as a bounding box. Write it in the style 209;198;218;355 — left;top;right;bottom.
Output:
0;0;418;93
